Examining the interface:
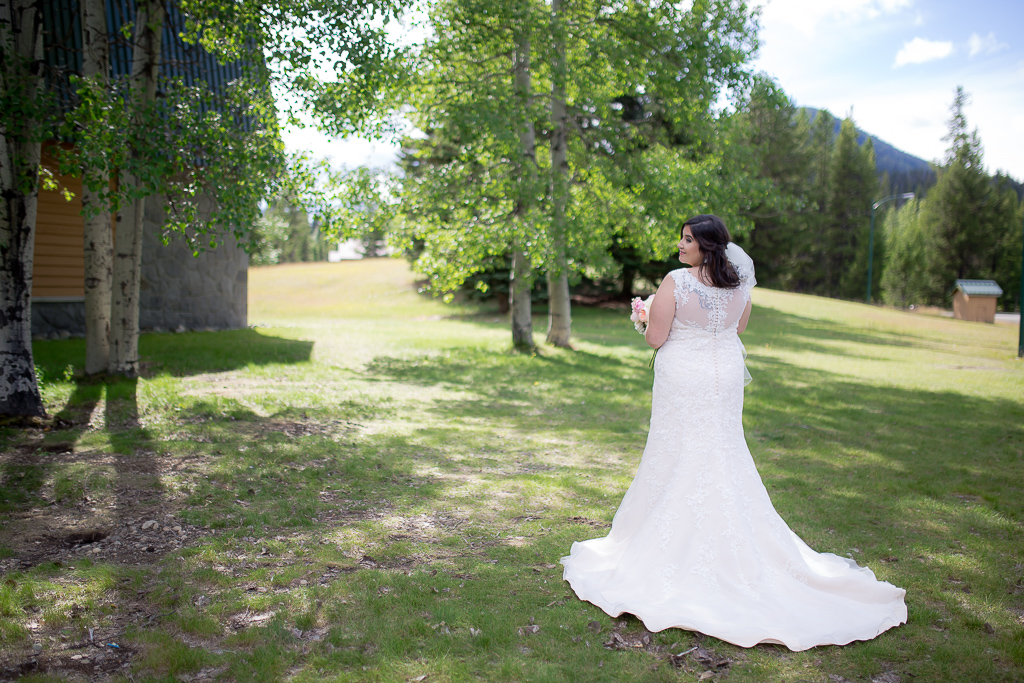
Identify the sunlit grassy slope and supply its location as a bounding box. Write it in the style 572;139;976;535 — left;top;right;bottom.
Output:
9;257;1022;682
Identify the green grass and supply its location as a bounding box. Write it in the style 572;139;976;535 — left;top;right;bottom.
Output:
0;257;1021;682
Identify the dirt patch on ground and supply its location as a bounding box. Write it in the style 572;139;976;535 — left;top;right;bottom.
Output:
2;640;137;681
567;515;611;529
244;418;360;440
0;440;210;570
0;424;220;680
173;413;362;442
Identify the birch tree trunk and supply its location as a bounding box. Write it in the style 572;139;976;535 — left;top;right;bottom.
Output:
510;16;535;350
0;0;46;417
80;0;112;375
510;249;533;347
545;0;572;348
109;0;164;377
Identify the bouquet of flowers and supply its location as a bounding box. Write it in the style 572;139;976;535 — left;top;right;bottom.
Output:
630;295;654;334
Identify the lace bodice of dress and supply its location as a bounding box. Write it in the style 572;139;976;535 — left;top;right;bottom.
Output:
667;268;750;339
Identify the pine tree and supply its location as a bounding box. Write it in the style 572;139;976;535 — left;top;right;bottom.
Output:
988;177;1023;312
920;87;998;302
731;76;811;290
881;199;929;307
826;117;877;299
794;108;835;293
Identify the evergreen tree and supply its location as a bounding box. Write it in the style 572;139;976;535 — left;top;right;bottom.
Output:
920;87;1000;302
988;177;1023;312
881;88;1022;310
730;76;811;290
793;108;835;293
251;200;327;265
880;199;929;307
826;118;878;299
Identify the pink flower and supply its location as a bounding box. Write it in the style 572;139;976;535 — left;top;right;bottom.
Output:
629;295;655;335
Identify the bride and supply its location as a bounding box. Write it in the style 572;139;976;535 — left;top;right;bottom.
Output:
561;214;907;651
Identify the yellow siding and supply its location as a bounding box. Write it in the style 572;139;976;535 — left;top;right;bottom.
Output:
33;145;84;298
953;290;998;324
32;144;116;298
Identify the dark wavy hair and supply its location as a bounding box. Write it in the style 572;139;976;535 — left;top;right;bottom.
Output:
681;214;740;289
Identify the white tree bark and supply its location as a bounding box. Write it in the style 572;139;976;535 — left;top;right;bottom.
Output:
0;0;46;417
80;0;112;375
545;0;572;348
109;0;164;377
510;249;533;347
510;14;535;350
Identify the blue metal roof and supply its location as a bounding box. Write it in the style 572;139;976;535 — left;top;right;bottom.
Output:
43;0;247;113
954;279;1003;297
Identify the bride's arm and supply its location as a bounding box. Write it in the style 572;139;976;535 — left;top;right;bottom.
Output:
737;298;752;334
645;274;677;349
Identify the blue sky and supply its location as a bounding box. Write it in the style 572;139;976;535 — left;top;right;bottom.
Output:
754;0;1024;179
283;0;1024;180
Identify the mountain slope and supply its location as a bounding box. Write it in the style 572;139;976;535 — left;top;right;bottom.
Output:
801;107;936;194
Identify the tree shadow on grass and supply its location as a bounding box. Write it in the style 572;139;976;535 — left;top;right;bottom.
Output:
364;343;1022;508
365;347;653;449
743;305;917;353
0;381;104;517
31;328;314;381
568;304;947;362
0;377;161;557
14;326;314;551
0;373;412;678
741;353;1023;516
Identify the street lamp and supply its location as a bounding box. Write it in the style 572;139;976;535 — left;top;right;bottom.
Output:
867;192;915;303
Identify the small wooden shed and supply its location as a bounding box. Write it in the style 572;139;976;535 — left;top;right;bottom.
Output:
952;280;1003;323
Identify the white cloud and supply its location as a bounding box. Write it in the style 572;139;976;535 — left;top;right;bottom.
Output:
967;32;1008;57
759;0;913;37
893;37;954;67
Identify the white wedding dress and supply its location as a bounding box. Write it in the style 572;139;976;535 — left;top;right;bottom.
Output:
561;257;907;651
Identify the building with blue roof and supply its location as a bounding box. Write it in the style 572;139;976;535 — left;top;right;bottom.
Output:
32;0;252;339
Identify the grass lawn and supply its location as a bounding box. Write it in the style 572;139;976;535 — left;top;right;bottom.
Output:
1;257;1022;682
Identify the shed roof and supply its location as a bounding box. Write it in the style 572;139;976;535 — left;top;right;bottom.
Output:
954;279;1003;297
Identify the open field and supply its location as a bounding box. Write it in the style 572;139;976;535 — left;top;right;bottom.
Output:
1;258;1022;682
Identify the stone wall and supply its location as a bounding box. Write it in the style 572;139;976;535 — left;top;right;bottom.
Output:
32;197;248;339
138;199;248;333
31;299;86;338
